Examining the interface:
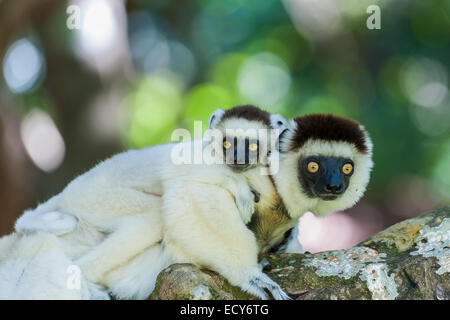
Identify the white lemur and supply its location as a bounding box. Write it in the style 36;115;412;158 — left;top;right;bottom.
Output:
1;105;290;300
154;106;292;300
101;111;373;300
1;109;373;300
246;113;374;255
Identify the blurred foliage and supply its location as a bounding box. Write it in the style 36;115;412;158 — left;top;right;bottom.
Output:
1;0;449;210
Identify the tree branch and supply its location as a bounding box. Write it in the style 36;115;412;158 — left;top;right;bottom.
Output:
149;206;450;300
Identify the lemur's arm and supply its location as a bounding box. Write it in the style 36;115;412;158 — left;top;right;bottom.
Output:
164;164;257;224
162;179;290;300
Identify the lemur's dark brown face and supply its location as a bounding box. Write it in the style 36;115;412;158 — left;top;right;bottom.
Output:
299;155;354;200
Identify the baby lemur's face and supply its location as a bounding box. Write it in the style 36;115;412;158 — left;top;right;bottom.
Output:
221;132;261;171
208;105;289;172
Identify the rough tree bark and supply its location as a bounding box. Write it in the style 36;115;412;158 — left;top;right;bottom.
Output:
149;206;450;300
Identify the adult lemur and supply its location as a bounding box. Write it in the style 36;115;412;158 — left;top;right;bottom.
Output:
1;108;373;300
130;111;373;299
0;105;290;300
245;114;373;255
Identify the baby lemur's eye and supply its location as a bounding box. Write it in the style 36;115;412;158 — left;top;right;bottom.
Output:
248;143;258;152
307;161;319;173
223;140;232;149
342;163;353;175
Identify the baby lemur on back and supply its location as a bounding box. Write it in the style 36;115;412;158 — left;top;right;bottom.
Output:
2;105;290;300
2;106;373;300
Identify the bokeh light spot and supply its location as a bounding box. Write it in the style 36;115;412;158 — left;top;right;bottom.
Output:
2;38;44;94
401;57;448;108
20;109;65;172
124;75;182;148
183;84;234;132
237;52;291;106
210;53;248;92
298;211;366;253
410;99;450;137
76;0;117;56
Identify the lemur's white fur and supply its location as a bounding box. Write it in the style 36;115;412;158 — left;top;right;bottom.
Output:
1;140;259;299
1;108;290;300
1;109;372;300
160;179;288;300
0;233;108;299
102;110;291;300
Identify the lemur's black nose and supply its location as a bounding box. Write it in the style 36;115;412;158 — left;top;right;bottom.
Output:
325;183;343;194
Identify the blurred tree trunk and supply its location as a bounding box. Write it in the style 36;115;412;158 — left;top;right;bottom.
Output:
0;0;63;235
0;108;32;236
149;207;450;300
0;0;125;236
0;0;63;59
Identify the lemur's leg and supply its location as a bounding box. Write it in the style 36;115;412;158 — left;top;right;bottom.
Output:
219;174;256;224
162;180;291;300
103;243;171;300
75;212;162;284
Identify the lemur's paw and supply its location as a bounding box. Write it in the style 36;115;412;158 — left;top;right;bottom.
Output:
15;211;78;235
242;282;268;300
259;259;272;272
236;197;255;224
235;187;256;224
248;272;292;300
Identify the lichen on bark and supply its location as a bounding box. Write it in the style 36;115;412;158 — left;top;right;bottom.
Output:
149;206;450;300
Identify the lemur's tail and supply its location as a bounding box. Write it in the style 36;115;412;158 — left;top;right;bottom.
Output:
0;232;98;299
14;194;77;236
0;195;65;262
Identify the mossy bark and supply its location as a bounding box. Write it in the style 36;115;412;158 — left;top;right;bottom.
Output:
149;206;450;300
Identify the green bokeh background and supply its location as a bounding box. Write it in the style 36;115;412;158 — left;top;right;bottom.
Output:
0;0;448;237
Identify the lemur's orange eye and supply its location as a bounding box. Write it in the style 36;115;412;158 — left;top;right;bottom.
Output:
223;141;231;149
249;143;258;151
342;163;353;175
307;161;319;173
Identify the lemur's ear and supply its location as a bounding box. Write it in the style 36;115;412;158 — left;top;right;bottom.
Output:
270;114;291;131
276;119;296;153
269;114;293;152
208;108;225;129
